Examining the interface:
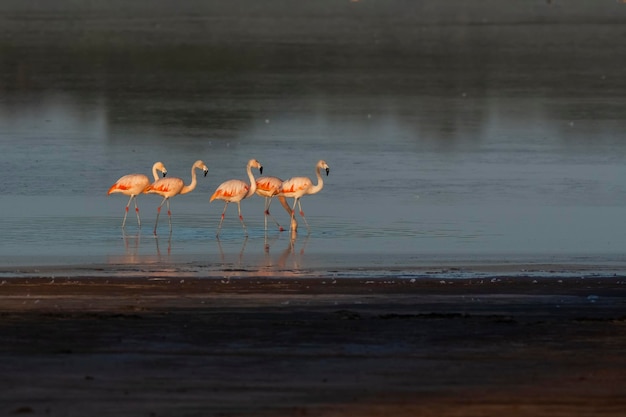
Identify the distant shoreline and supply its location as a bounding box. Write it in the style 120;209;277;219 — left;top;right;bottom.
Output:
1;259;626;280
2;274;625;304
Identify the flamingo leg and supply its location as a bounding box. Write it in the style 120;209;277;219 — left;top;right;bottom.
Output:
166;199;172;231
263;197;269;231
277;195;293;232
133;196;141;228
297;199;310;232
154;196;168;235
122;194;134;228
216;202;229;237
289;198;299;232
265;197;283;231
237;201;248;236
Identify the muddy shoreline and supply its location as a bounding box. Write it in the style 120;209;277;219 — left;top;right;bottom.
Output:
1;277;625;416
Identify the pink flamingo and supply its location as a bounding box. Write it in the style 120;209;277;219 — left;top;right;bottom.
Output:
144;160;209;234
107;161;167;228
210;158;263;237
279;160;330;233
255;176;293;232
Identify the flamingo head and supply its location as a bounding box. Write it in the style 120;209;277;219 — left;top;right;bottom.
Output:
193;160;209;177
154;161;168;177
249;159;263;175
318;160;330;176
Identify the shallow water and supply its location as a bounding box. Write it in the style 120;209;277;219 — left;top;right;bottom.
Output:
1;1;626;276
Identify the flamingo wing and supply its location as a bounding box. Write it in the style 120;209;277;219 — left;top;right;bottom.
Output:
108;174;149;195
280;177;312;195
210;179;249;202
256;176;283;196
145;177;184;196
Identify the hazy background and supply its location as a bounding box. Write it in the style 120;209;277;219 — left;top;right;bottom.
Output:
1;0;625;271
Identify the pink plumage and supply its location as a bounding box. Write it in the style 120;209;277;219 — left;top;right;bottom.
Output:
210;159;262;237
145;160;208;234
210;180;250;203
278;160;330;233
255;176;283;198
108;161;167;228
255;176;292;232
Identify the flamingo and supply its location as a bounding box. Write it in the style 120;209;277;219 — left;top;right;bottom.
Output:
107;161;168;228
255;176;293;232
210;158;263;237
144;160;209;234
278;160;330;233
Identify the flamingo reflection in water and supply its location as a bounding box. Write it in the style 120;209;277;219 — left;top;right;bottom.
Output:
155;231;173;259
265;233;310;270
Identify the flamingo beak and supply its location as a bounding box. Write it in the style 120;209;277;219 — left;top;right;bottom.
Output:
325;168;330;176
259;166;263;175
162;172;167;178
203;169;209;177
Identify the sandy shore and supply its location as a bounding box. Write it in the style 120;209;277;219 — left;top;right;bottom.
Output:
1;276;625;416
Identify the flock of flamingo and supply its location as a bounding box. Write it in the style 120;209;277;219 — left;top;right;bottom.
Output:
107;159;330;236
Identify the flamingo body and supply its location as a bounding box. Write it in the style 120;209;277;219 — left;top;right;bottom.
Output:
279;177;315;197
108;175;150;196
146;177;185;198
255;176;291;232
255;176;283;198
210;179;250;203
145;160;209;234
210;159;262;237
279;160;330;232
108;161;167;228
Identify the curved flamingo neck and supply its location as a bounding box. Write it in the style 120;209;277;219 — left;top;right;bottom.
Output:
244;163;258;198
180;165;199;195
151;164;163;181
308;166;325;195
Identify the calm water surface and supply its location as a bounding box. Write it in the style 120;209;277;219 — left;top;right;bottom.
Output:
1;1;626;276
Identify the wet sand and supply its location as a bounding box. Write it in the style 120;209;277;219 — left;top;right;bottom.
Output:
1;276;625;416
